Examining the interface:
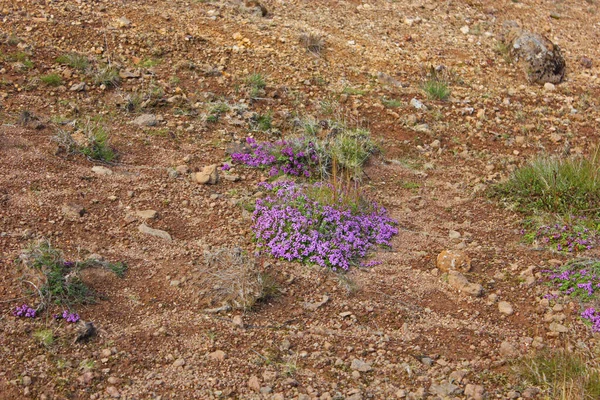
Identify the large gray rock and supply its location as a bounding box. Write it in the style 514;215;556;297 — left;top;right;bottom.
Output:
503;22;566;84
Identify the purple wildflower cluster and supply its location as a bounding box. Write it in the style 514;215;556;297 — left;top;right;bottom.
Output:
53;310;80;323
252;181;398;271
543;260;600;332
525;224;596;252
231;137;319;178
13;304;36;318
581;308;600;332
544;264;600;300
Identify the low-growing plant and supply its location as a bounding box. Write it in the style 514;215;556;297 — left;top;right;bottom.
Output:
491;150;600;218
252;111;272;131
382;97;402;108
253;181;398;271
8;51;34;69
247;73;266;99
56;53;89;72
197;246;279;310
206;101;230;123
33;328;55;348
326;127;378;181
522;222;597;253
231;136;320;178
422;78;450;100
342;86;365;96
93;65;121;88
139;58;161;68
80;122;117;162
543;259;600;332
17;241;127;309
514;345;600;399
40;73;63;87
299;33;325;54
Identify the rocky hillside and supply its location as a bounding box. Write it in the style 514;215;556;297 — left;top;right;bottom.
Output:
1;0;600;399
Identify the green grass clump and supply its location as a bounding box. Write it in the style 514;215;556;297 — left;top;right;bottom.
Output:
40;73;63;87
93;65;121;88
56;53;89;72
33;329;55;348
382;97;402;108
80;124;116;163
422;78;450;100
491;150;600;218
327;127;378;180
514;346;600;400
342;86;366;96
247;73;266;99
19;241;94;306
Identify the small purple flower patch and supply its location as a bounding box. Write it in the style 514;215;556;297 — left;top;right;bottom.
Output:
543;259;600;333
524;223;597;253
13;304;36;318
54;310;80;323
581;307;600;332
252;181;398;271
231;137;319;178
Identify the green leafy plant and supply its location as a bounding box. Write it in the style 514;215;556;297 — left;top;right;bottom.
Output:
342;86;365;96
40;73;63;87
327;127;378;180
17;241;127;308
140;58;162;68
252;111;272;131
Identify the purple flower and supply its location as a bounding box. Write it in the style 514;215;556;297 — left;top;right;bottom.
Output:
252;181;397;271
221;164;231;171
13;304;36;318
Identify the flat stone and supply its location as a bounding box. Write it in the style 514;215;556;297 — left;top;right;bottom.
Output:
448;271;483;297
549;322;568;333
208;350;226;362
106;386;120;398
136;210;157;220
172;358;185;367
350;359;372;372
62;203;85;218
464;384;485;400
499;341;517;358
69;82;86;92
498;301;514;315
138;224;172;241
430;382;460;397
248;375;261;392
132;114;157;127
91;166;113;175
